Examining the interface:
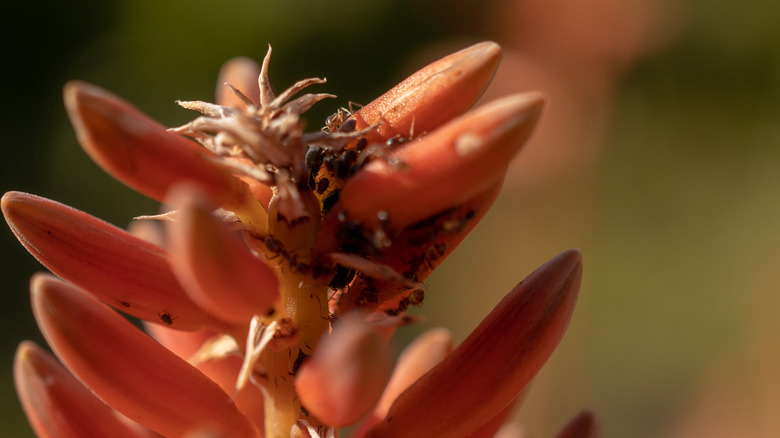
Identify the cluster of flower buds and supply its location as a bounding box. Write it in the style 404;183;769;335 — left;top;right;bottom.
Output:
4;42;594;438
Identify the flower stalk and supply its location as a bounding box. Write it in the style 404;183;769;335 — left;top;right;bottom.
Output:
4;41;595;438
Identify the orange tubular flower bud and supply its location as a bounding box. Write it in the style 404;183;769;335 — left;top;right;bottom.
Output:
353;328;454;436
339;93;544;231
555;410;599;438
1;191;230;331
365;249;583;438
295;316;393;427
167;186;280;324
353;41;502;143
14;341;150;438
63;81;266;230
30;274;259;438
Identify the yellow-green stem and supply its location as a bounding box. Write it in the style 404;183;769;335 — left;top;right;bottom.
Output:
263;270;329;438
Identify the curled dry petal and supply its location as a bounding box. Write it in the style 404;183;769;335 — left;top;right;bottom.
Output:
353;41;502;143
555;410;599;438
339;93;544;231
167;185;280;324
295;316;393;427
30;273;259;438
353;328;454;436
1;191;230;331
14;341;149;438
63;81;267;231
365;249;583;438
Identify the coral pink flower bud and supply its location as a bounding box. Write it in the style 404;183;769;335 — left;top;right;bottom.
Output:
295;316;393;427
166;185;280;324
2;191;231;331
63;81;264;224
339;93;544;231
354;41;502;143
14;341;151;438
353;328;454;436
30;273;259;438
365;249;583;437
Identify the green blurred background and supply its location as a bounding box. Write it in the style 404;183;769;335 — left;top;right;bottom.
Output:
2;1;779;437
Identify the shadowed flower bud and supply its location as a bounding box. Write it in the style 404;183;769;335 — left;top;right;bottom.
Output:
555;410;600;438
365;249;583;437
295;316;393;427
14;341;153;438
166;185;281;324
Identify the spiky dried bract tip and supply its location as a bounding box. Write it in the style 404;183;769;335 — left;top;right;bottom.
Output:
365;249;583;437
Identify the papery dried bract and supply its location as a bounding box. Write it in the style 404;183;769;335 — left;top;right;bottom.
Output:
30;273;259;438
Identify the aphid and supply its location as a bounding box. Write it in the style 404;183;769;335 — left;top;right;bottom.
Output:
321;189;341;216
159;310;176;325
316;177;330;194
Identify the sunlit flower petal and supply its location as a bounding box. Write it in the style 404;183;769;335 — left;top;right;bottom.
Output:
338;93;544;231
30;273;260;438
2;191;232;331
64;81;267;231
353;41;502;143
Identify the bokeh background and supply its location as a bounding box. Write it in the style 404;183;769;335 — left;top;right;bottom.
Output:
2;1;780;437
